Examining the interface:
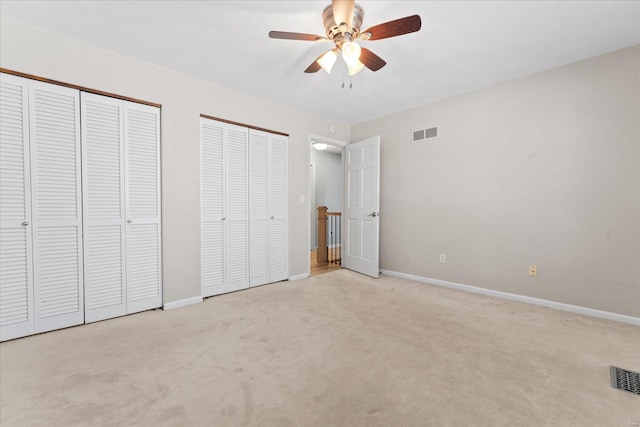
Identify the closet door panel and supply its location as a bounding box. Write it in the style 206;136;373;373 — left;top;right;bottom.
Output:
269;135;288;282
29;81;84;333
249;130;269;287
124;102;162;313
0;74;34;341
225;125;249;292
81;93;126;323
201;120;225;296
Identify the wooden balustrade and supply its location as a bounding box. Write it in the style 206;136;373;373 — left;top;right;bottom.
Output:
317;206;342;265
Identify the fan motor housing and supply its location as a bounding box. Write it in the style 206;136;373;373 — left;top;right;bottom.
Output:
322;3;364;44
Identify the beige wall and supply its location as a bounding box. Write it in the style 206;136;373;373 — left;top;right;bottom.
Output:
0;17;350;304
352;46;640;317
2;17;638;317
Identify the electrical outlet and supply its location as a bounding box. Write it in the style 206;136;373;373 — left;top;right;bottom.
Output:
529;265;538;277
440;254;446;264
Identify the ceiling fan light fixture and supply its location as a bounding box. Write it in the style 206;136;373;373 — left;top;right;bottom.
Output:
312;142;328;150
341;41;361;63
269;3;421;76
317;50;338;73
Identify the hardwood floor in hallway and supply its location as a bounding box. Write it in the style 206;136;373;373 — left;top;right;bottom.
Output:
310;249;342;276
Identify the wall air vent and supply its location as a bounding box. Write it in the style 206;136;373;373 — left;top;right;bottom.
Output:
412;127;438;143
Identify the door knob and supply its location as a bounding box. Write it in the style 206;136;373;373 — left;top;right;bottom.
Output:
222;217;226;221
367;212;378;218
127;219;132;224
271;216;274;220
21;221;28;226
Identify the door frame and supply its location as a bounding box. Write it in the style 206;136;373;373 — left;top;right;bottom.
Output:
307;133;347;277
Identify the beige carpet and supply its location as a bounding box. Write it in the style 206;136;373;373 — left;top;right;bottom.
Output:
1;269;638;426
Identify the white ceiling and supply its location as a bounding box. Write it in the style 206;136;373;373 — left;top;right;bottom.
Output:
1;1;639;124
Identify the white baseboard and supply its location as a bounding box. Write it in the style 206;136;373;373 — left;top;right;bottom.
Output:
163;296;203;310
288;273;309;281
381;269;640;326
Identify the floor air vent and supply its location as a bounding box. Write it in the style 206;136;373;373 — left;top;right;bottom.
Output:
610;366;640;395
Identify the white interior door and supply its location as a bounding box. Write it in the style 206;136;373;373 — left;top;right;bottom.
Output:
124;102;162;313
249;130;270;287
224;124;249;293
343;135;380;278
201;119;226;297
29;81;85;333
269;134;288;282
0;73;34;341
81;93;127;323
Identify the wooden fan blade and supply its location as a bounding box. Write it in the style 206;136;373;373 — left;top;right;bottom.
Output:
332;0;355;28
363;15;422;40
269;31;325;41
360;48;386;72
304;62;322;73
304;51;330;73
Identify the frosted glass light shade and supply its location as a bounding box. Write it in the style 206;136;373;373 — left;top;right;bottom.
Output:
313;142;328;150
318;50;337;73
348;60;365;76
341;41;361;63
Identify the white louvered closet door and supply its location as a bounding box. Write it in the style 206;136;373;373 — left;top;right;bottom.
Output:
81;93;126;323
0;74;34;341
269;134;288;282
124;102;162;314
29;81;84;333
225;124;249;293
201;119;225;297
249;130;269;287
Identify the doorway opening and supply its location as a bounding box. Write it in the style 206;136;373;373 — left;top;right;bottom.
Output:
308;134;346;277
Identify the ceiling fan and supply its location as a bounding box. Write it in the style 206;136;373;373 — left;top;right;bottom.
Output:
269;0;421;76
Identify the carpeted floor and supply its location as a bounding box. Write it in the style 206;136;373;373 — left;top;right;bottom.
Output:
1;269;639;426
